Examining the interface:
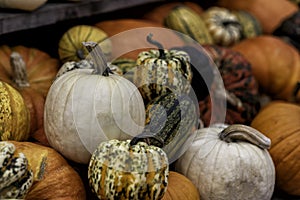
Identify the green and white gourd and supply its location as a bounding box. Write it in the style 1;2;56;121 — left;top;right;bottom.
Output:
88;139;169;200
134;34;193;103
0;141;33;199
202;7;243;46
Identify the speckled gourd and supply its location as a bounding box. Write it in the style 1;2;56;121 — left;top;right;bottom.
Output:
0;141;33;199
88;139;169;200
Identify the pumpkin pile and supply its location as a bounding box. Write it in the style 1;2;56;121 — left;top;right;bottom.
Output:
0;0;299;199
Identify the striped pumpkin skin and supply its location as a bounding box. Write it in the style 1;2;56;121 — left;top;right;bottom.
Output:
143;92;198;163
0;141;33;199
134;49;192;103
58;25;112;63
164;6;213;45
88;139;169;200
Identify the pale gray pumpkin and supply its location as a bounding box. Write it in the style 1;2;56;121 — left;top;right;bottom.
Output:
88;139;169;200
44;43;145;164
175;124;275;200
0;141;33;199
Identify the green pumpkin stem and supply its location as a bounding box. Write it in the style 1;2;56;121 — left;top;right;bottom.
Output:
146;33;166;59
82;41;110;76
10;52;30;88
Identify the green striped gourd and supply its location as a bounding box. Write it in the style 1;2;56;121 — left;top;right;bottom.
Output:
0;141;33;199
88;139;169;200
133;92;199;163
58;25;112;63
164;5;213;44
134;34;193;103
111;58;137;82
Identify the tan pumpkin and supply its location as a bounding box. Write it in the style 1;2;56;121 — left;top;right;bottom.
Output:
232;35;300;102
0;45;59;145
9;141;86;200
0;81;30;141
251;101;300;196
217;0;298;34
95;19;185;59
0;0;47;11
162;171;200;200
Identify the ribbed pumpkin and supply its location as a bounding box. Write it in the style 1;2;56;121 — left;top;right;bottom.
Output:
95;19;185;60
164;5;213;45
0;45;59;145
251;101;300;196
232;35;300;102
161;171;200;200
176;124;275;200
0;81;30;141
0;141;33;199
88;139;169;200
9;141;86;200
44;43;145;164
217;0;298;34
133;34;193;103
199;45;261;126
58;25;112;63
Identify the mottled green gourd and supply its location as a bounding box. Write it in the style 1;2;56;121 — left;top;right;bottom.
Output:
134;34;193;103
134;92;198;163
88;139;169;200
0;141;34;199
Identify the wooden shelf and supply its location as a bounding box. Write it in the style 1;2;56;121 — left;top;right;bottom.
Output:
0;0;164;35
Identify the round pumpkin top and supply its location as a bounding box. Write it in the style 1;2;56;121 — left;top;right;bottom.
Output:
0;45;59;97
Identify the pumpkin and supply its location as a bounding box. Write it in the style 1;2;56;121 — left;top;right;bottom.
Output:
232;10;262;38
202;6;243;46
217;0;299;34
133;92;199;163
232;35;300;102
88;139;169;200
0;46;59;145
95;18;185;60
175;124;275;200
9;141;86;200
251;101;300;196
58;25;112;63
0;81;30;141
161;171;200;200
0;141;33;199
199;45;261;126
44;42;145;164
0;0;47;11
133;33;193;103
164;5;214;45
142;1;204;25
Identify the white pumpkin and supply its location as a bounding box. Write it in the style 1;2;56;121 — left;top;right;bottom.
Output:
44;43;145;164
175;124;275;200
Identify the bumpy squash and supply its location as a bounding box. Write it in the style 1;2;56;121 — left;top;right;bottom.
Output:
88;139;169;200
58;25;112;63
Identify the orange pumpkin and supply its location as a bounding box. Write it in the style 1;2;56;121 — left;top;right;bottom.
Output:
95;19;185;59
232;35;300;102
162;171;200;200
0;45;59;145
217;0;298;34
251;101;300;196
10;141;86;200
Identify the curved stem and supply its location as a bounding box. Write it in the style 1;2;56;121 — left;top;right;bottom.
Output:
146;33;166;59
10;52;30;88
82;41;110;76
219;124;271;149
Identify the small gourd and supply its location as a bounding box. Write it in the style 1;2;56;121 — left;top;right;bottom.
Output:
0;141;33;199
58;25;112;63
176;124;275;200
202;7;243;46
44;42;145;164
0;81;30;141
88;139;169;200
134;34;193;103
